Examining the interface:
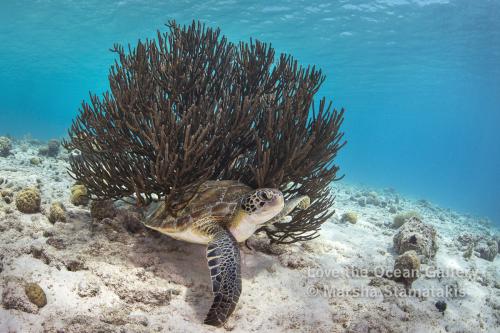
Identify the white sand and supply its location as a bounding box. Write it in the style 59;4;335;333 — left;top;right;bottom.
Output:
0;139;499;333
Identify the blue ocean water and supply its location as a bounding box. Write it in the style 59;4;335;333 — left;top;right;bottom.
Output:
0;0;499;223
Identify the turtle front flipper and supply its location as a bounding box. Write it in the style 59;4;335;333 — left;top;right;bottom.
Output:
267;195;311;225
204;226;241;327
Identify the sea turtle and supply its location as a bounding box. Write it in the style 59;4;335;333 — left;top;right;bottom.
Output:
143;180;310;327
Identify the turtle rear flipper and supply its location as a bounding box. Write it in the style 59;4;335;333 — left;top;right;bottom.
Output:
204;226;241;327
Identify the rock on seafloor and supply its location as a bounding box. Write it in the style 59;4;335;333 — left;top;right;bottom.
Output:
90;200;117;220
24;283;47;308
393;250;420;288
2;279;40;314
393;216;438;259
475;238;499;262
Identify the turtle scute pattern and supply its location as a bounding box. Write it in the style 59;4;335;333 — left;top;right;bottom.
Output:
204;226;242;327
185;181;252;213
145;181;252;231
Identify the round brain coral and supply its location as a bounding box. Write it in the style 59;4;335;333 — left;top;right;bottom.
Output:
341;212;358;224
15;188;41;214
393;211;422;228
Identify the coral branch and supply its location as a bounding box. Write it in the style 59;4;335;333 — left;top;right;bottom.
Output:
64;20;346;243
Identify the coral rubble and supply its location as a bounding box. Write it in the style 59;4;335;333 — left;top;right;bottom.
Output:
0;148;498;332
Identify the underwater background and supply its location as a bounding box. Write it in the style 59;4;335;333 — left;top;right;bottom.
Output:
1;0;499;223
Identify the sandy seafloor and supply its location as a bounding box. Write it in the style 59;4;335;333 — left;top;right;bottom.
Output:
0;138;499;333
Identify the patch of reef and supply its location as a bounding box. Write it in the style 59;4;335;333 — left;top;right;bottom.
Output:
0;136;499;332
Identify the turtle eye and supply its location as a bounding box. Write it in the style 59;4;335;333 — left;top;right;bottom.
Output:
259;190;273;201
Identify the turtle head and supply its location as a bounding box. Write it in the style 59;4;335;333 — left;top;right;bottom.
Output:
238;188;284;225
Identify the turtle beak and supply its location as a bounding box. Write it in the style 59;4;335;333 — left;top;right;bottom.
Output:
276;194;284;207
270;192;285;211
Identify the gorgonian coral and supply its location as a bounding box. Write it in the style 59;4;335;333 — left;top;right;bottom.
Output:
64;20;346;244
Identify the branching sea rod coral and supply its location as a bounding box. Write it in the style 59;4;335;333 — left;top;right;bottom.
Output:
64;20;346;244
